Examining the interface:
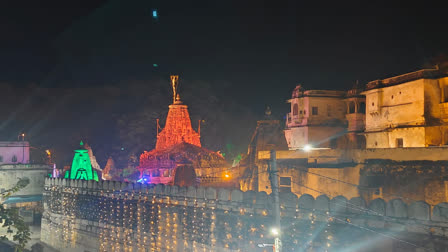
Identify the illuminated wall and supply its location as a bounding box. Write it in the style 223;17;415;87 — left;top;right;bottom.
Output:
255;148;448;206
41;178;448;252
284;126;345;149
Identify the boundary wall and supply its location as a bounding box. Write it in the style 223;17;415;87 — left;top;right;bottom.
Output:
42;178;448;251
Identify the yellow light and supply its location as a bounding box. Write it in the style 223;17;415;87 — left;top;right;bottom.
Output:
223;172;231;179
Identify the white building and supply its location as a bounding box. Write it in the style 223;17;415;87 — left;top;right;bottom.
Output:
0;141;30;164
284;86;347;149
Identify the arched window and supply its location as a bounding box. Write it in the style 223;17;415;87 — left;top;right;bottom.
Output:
293;104;299;116
12;155;17;162
349;101;356;114
359;102;366;114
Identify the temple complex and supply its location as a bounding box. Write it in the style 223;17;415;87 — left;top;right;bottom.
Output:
137;76;229;186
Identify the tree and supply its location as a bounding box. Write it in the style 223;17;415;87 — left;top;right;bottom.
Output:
0;177;31;252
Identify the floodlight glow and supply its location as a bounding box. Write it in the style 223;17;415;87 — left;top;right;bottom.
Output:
270;228;279;236
138;175;151;184
303;144;312;152
223;172;231;179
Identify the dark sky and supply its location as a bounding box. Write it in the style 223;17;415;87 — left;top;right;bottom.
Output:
0;0;447;165
2;1;447;101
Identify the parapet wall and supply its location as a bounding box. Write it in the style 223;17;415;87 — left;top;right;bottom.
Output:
43;178;448;221
259;147;448;163
42;178;448;251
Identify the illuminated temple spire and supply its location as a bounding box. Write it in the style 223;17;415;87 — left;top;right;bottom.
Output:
155;75;201;150
64;141;99;181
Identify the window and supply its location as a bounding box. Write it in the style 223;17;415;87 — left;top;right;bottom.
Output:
279;177;292;193
396;138;403;148
359;102;366;114
444;86;448;102
12;155;17;162
348;101;355;114
293;104;299;116
327;104;332;116
312;106;318;115
0;156;3;162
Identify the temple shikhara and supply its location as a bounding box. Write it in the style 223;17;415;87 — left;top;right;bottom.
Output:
137;75;228;186
64;141;100;181
154;75;201;150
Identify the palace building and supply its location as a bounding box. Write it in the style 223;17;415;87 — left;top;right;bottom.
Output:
363;68;448;148
240;65;448;206
284;86;347;149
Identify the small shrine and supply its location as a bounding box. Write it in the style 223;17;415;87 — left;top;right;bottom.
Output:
137;76;228;185
64;141;100;181
101;156;116;180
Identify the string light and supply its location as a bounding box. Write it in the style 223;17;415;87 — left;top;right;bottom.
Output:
43;180;427;252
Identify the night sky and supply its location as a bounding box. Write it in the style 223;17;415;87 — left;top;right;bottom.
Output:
1;0;447;166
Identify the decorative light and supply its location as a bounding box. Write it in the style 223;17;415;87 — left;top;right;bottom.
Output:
303;144;312;152
271;228;279;236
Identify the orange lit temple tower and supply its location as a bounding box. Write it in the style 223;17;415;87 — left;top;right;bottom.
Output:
138;75;229;186
155;75;201;150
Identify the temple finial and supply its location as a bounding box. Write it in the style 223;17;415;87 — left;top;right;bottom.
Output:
170;75;180;104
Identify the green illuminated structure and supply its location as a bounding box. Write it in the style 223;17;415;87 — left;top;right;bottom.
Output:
64;142;99;181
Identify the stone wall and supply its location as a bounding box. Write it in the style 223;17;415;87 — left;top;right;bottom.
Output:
42;178;448;252
259;146;448;163
255;148;448;205
0;164;51;198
